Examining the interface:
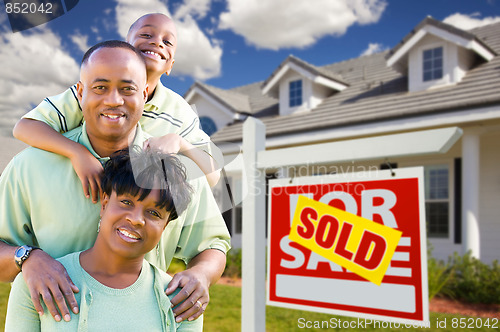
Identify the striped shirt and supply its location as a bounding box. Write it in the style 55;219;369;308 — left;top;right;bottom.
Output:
23;82;212;150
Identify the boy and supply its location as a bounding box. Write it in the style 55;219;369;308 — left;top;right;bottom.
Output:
13;13;221;204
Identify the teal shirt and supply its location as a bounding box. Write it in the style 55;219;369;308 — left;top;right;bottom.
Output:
5;252;203;332
0;123;230;270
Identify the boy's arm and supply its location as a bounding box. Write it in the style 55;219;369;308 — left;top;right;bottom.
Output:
13;119;103;202
144;134;221;187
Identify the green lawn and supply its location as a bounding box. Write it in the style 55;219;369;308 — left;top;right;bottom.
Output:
0;282;497;331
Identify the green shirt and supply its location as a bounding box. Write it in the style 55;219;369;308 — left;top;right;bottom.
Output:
0;123;230;270
5;252;203;332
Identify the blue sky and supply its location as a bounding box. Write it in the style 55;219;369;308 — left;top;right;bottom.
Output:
0;0;499;135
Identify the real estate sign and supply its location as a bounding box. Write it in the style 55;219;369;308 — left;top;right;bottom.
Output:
267;167;429;324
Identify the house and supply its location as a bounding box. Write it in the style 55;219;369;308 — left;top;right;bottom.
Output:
185;17;500;264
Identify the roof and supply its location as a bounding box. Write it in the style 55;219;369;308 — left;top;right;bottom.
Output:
261;55;349;95
387;16;496;63
210;20;500;143
186;81;251;114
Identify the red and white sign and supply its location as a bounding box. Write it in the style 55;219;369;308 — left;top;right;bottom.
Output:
267;167;429;324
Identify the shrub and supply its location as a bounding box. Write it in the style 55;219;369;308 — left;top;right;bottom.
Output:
427;255;454;301
223;248;242;278
167;258;186;274
442;252;500;304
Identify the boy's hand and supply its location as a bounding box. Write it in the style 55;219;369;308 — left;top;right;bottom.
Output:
69;148;103;203
166;268;209;322
22;249;79;322
143;134;186;154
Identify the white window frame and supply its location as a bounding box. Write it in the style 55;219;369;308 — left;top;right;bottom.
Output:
424;164;451;239
402;159;455;243
410;41;452;92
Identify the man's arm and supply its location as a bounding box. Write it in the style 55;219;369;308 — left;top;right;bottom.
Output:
13;119;103;202
0;241;22;282
158;156;231;322
166;249;226;322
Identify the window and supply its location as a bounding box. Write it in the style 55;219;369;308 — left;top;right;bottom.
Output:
199;116;217;136
234;204;242;234
289;80;302;107
425;165;449;238
423;47;443;82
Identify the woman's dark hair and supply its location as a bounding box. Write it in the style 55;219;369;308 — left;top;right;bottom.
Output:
101;148;192;222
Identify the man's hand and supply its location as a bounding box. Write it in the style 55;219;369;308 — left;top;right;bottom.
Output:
21;249;79;322
69;146;103;203
165;250;226;322
166;268;209;322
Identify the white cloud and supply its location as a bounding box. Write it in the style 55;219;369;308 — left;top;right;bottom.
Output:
443;12;500;30
70;31;90;52
173;0;211;20
219;0;387;50
114;0;222;80
360;42;386;56
174;15;222;80
0;27;79;135
114;0;171;39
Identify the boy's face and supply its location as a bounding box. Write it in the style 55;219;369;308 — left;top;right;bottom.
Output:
77;47;148;142
127;14;177;76
99;190;170;259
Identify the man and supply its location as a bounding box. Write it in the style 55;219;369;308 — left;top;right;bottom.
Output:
0;41;230;323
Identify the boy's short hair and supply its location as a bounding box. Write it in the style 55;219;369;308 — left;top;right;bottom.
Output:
81;40;146;68
101;148;192;222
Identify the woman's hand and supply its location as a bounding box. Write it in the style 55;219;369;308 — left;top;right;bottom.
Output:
69;147;103;203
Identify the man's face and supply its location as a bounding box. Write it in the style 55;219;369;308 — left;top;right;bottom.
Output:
127;14;177;76
77;47;148;142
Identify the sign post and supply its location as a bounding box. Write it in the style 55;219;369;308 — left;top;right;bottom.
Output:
267;167;429;325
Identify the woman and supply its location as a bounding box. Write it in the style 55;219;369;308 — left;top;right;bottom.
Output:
5;148;199;331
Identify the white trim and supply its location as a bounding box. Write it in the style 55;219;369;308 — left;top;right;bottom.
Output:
469;39;495;61
187;86;236;118
262;64;291;95
402;159;456;244
184;89;196;103
426;25;494;61
216;105;500;154
387;24;494;67
411;41;450;92
314;75;348;91
256;127;462;169
387;30;426;67
263;62;347;95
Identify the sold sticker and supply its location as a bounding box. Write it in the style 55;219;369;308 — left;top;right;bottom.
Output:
289;195;402;285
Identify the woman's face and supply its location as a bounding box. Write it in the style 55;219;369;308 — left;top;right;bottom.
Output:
99;189;170;259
